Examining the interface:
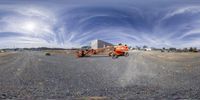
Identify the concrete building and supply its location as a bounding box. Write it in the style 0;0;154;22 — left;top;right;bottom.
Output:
91;40;113;49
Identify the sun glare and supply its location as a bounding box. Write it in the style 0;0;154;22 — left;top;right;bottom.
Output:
22;21;37;32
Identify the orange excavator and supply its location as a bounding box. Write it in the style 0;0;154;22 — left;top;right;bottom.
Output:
76;43;129;59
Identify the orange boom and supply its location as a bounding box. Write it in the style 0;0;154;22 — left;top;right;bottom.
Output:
76;49;96;58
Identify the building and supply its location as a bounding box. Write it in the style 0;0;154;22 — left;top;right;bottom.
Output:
91;40;113;49
144;48;152;51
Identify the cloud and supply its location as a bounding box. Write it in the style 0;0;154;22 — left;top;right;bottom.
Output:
0;0;200;48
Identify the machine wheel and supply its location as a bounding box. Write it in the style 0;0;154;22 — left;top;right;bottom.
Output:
112;54;118;59
124;52;129;57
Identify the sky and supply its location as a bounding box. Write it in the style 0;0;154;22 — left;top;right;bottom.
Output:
0;0;200;48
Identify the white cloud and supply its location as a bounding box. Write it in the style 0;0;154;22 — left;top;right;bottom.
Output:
161;6;200;21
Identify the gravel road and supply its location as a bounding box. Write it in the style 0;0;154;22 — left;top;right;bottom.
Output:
0;51;200;99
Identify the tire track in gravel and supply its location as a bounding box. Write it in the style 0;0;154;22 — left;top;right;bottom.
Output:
0;51;42;84
0;53;20;70
0;51;43;99
14;51;40;77
0;52;25;80
0;53;18;65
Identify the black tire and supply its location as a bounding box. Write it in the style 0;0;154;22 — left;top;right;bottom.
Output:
112;54;118;59
124;52;129;57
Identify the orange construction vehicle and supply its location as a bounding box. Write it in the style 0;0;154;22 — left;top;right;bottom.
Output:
76;43;129;59
109;44;129;59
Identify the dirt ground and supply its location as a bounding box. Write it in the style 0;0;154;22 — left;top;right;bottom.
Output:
0;50;200;99
0;52;15;57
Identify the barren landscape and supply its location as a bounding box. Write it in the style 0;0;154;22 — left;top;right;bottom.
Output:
0;51;200;99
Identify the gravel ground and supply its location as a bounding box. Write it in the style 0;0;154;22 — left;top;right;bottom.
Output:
0;51;200;99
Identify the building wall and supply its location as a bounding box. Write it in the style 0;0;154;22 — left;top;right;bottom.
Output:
91;40;113;49
91;40;98;49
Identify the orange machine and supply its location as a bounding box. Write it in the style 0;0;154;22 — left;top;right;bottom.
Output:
76;49;96;58
76;44;129;59
109;44;129;59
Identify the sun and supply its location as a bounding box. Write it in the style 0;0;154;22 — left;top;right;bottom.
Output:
22;21;37;32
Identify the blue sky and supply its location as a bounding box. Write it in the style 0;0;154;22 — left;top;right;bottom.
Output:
0;0;200;48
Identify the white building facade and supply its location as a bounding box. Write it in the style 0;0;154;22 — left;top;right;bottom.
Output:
91;40;113;49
